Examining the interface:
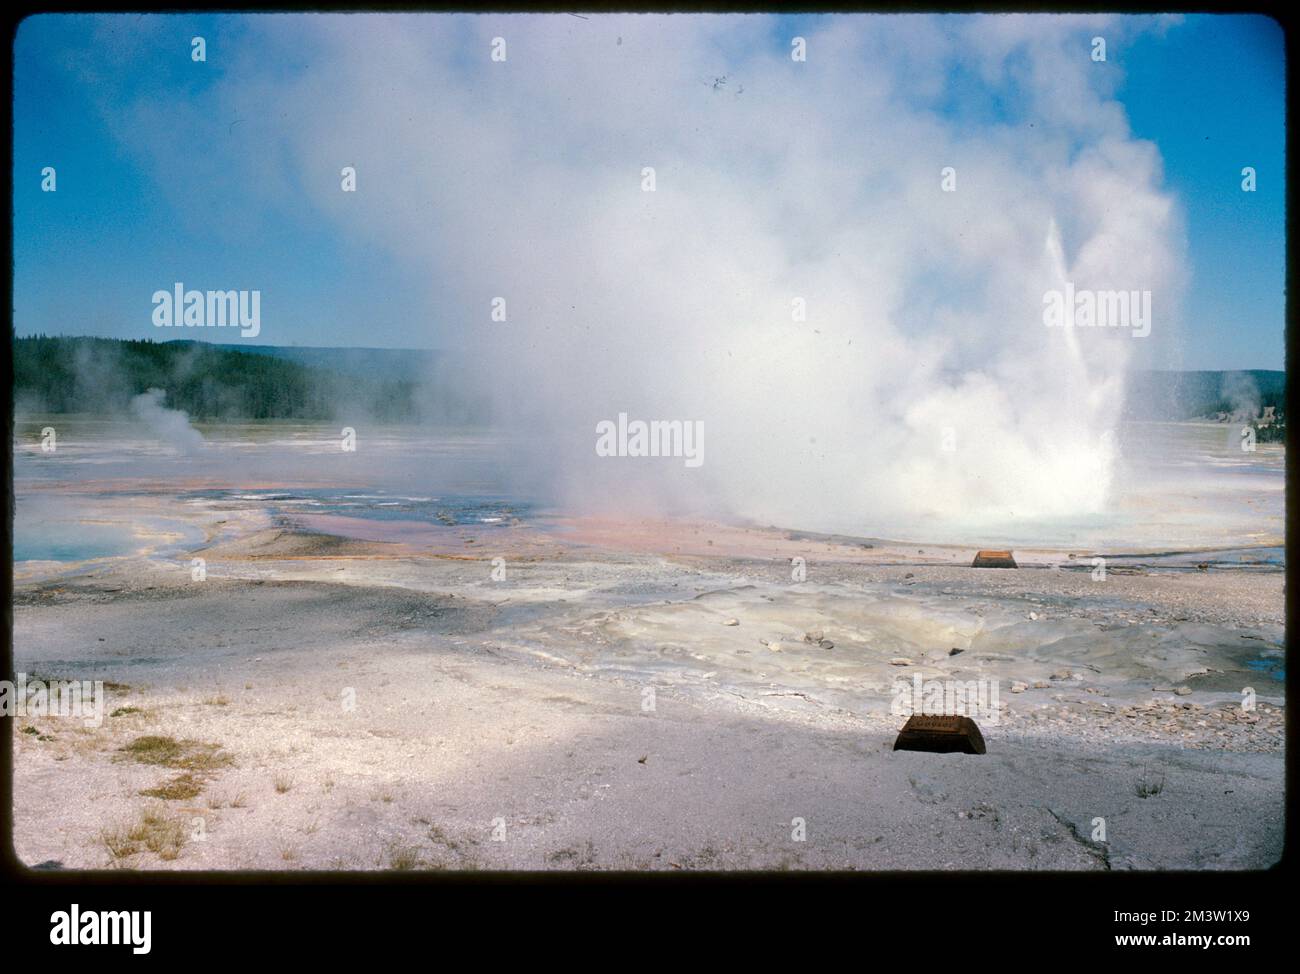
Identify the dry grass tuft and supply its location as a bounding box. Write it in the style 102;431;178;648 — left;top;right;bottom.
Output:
119;735;233;773
140;773;205;801
1135;769;1166;798
206;787;249;810
100;824;141;862
104;805;187;861
384;840;423;870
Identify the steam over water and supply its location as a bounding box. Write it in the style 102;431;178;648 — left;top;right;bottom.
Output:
13;15;1239;546
12;15;1195;542
12;419;1282;554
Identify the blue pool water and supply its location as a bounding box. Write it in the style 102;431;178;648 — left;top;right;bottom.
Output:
1245;657;1286;681
13;520;143;562
181;487;532;528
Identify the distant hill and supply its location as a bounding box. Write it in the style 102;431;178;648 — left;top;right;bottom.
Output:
12;336;482;424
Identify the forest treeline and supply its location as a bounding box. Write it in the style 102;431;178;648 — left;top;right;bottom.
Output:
12;336;456;423
13;336;1284;428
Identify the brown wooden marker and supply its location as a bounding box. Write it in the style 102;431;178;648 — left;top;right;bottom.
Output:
893;714;987;754
971;550;1017;568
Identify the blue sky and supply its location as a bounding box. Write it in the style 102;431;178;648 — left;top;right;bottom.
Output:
1121;15;1286;371
13;13;1286;370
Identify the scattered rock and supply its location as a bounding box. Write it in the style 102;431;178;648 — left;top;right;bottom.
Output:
1011;681;1028;693
722;618;739;626
1174;686;1193;696
948;647;964;656
889;657;913;666
1050;670;1072;681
